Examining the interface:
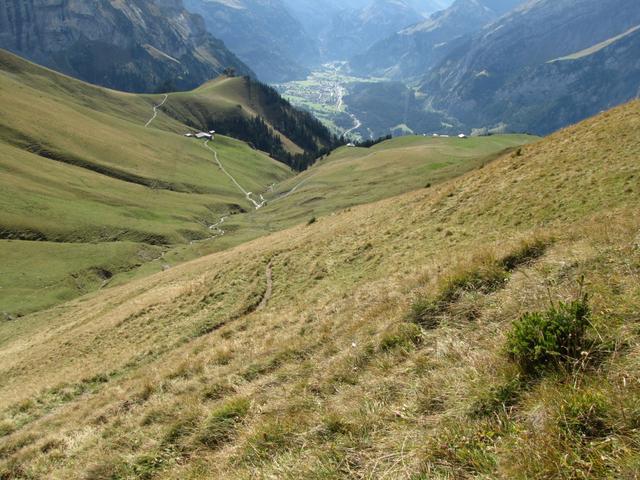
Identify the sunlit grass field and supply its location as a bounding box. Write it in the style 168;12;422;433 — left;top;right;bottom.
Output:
0;100;637;478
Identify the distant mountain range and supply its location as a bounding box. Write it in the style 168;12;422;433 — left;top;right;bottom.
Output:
421;0;640;134
321;0;426;61
351;0;522;79
1;0;637;139
0;0;253;93
184;0;319;83
183;0;455;81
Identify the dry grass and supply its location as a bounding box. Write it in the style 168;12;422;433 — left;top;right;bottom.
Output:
0;101;639;478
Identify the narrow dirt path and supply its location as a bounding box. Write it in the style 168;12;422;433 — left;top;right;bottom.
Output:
145;94;168;128
271;174;316;202
203;140;266;210
256;261;273;311
189;215;229;245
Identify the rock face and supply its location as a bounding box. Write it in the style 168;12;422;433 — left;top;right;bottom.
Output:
351;0;523;79
0;0;253;92
184;0;318;83
280;0;439;62
321;0;426;60
421;0;640;133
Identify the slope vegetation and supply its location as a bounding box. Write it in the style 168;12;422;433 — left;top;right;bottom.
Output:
154;133;536;285
1;96;637;478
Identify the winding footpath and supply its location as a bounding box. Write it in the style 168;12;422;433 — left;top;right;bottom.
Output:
145;94;168;128
272;174;316;202
256;261;274;311
203;140;266;210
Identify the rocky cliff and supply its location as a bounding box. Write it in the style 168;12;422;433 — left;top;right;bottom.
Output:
184;0;317;83
0;0;253;92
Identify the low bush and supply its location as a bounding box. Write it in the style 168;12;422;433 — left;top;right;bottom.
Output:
439;260;509;304
506;295;591;374
407;257;510;329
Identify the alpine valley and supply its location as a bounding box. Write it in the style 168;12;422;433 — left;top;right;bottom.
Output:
1;1;639;478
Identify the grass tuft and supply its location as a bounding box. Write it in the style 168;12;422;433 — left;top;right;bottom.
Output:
379;322;422;351
197;397;250;449
501;235;551;271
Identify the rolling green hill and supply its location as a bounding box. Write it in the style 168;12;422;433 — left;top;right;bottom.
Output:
0;99;637;478
0;49;535;316
0;50;296;315
126;134;538;298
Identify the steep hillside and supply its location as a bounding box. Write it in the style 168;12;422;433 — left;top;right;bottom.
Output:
0;50;294;314
184;0;318;82
0;0;253;93
164;75;340;169
421;0;640;133
351;0;522;79
1;91;637;478
0;49;529;317
190;133;536;253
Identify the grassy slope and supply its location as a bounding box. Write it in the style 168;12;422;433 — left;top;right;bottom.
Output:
166;76;304;154
147;134;536;282
0;101;638;478
0;48;534;316
0;49;292;315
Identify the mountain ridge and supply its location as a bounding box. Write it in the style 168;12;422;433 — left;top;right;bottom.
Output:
0;0;253;93
420;0;640;133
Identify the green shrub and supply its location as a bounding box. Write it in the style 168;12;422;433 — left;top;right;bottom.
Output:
197;397;250;449
379;322;422;351
307;216;317;225
506;296;590;374
501;237;550;271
